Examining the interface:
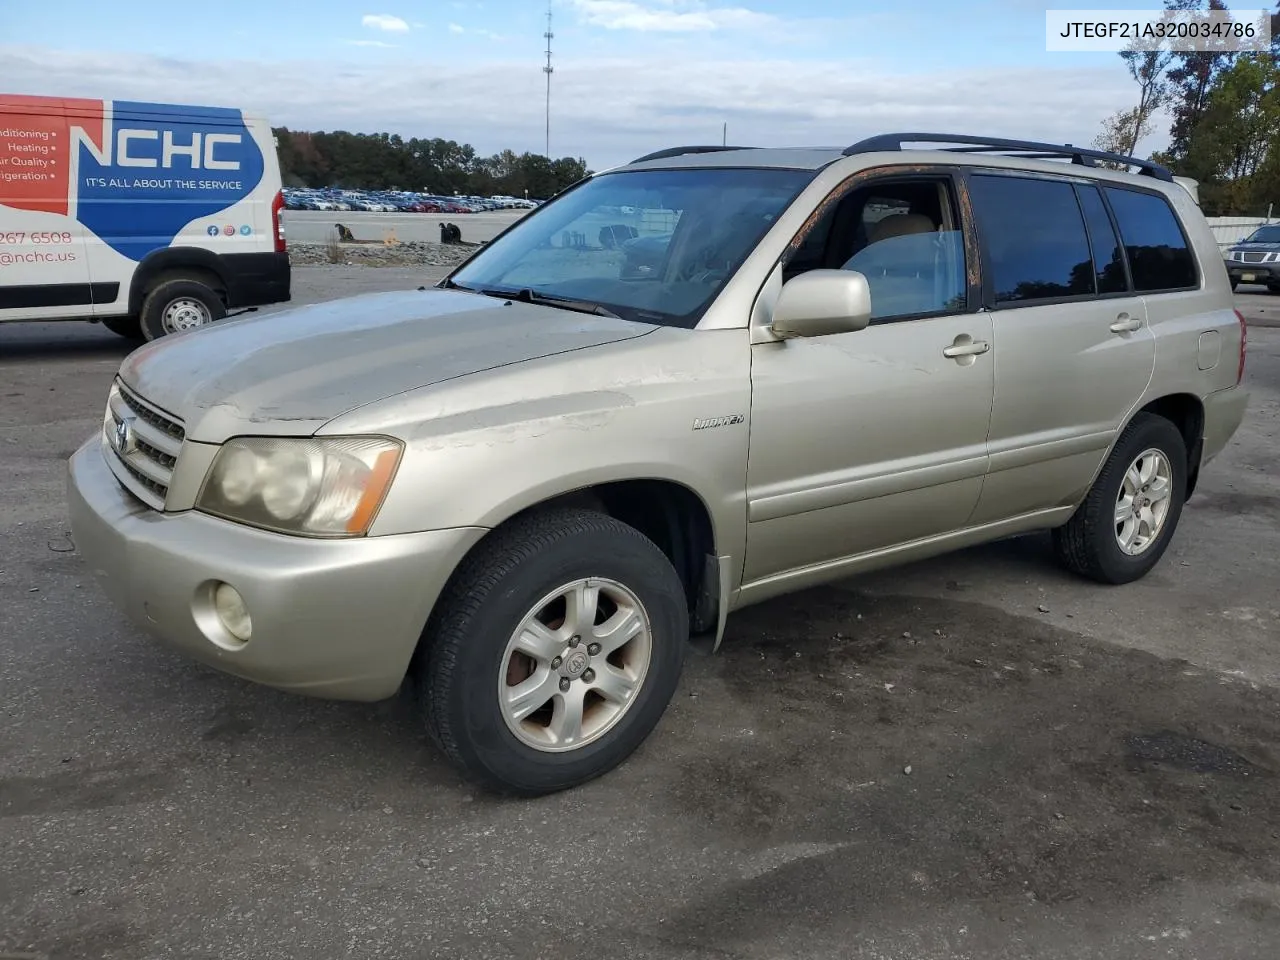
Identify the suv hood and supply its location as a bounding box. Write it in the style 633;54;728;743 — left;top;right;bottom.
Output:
118;288;655;443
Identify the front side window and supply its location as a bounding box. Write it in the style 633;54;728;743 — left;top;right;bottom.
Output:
968;174;1094;304
784;176;968;322
1102;187;1198;291
446;167;815;328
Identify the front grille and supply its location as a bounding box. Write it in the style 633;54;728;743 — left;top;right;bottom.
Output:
1241;252;1269;263
103;380;186;510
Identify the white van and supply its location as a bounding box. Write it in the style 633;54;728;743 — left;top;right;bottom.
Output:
0;94;289;339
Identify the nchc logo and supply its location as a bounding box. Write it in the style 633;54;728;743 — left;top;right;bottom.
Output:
78;127;244;171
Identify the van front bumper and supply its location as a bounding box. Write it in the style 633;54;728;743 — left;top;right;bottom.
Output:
66;437;485;701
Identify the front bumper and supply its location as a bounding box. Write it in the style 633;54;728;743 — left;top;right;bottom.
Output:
66;436;486;701
1226;260;1279;284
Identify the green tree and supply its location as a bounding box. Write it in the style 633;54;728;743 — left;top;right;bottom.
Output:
1180;52;1280;214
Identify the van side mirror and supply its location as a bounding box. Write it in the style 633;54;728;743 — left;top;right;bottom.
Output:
770;269;872;339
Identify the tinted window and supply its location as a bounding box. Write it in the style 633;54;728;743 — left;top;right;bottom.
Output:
1103;187;1197;291
1076;185;1128;294
969;175;1094;303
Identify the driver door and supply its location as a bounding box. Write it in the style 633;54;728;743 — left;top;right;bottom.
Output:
743;170;996;583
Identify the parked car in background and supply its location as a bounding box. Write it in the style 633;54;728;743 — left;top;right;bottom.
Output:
1224;223;1280;292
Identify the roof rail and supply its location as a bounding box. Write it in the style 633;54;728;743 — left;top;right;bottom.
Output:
842;133;1175;182
629;145;758;164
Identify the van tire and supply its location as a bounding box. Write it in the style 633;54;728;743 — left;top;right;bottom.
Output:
1052;412;1187;585
418;507;688;796
100;315;143;340
139;279;226;340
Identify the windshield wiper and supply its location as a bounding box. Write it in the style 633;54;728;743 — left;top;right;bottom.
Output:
477;287;623;320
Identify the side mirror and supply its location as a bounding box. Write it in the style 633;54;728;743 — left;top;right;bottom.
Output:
771;269;872;339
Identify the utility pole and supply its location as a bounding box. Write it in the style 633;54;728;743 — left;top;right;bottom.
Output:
722;122;727;146
543;2;554;159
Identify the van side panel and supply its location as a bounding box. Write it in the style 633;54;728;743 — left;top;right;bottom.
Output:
0;93;288;325
0;95;96;319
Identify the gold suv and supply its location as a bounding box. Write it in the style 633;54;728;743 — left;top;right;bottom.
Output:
67;133;1250;795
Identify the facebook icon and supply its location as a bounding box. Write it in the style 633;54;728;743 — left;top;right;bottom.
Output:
206;225;220;237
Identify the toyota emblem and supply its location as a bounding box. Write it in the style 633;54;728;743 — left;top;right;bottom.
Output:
114;416;136;454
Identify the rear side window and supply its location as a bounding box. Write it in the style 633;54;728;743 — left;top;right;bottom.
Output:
968;174;1093;304
1102;187;1198;291
1076;185;1128;294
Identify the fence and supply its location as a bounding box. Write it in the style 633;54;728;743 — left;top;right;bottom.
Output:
1206;216;1273;248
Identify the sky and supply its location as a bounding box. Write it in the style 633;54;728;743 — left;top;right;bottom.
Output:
0;0;1176;171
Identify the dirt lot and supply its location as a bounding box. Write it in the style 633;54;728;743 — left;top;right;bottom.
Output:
2;269;1279;960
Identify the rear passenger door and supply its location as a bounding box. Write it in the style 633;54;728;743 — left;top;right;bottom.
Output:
964;171;1157;525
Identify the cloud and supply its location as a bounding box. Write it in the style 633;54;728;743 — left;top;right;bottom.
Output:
568;0;772;32
449;23;465;34
348;39;397;47
361;13;410;32
0;44;1143;171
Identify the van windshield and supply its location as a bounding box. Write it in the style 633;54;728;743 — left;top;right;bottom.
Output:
445;167;815;328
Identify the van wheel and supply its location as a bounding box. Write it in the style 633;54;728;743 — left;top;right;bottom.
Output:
100;315;142;340
139;279;226;340
1052;412;1187;585
419;508;688;796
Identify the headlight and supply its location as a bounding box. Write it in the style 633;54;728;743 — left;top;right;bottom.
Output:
196;436;403;537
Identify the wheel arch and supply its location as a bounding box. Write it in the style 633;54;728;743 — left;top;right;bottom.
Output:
423;476;729;660
128;247;229;314
1134;393;1206;498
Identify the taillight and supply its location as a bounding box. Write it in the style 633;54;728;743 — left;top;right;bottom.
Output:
1234;308;1247;384
271;189;287;253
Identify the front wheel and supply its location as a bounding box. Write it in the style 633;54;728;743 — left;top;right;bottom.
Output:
1052;412;1187;584
419;508;689;795
1268;282;1280;294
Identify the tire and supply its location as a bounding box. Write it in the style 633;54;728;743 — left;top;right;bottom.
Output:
1267;283;1280;294
100;314;142;340
419;507;689;796
1053;412;1188;585
1230;279;1239;292
139;278;226;341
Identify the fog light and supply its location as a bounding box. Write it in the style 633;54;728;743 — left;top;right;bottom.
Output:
214;583;253;642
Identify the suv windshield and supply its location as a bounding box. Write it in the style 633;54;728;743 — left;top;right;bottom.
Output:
1244;225;1280;243
445;166;815;327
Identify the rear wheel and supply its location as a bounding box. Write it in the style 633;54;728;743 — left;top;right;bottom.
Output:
1053;412;1187;585
419;508;688;796
139;278;226;340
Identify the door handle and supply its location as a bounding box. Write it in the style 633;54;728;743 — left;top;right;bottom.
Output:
1110;313;1142;333
943;338;991;359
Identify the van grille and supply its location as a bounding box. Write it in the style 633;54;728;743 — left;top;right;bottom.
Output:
103;380;185;510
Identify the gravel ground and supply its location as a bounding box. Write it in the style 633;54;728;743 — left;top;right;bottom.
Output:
1;270;1279;960
286;240;481;269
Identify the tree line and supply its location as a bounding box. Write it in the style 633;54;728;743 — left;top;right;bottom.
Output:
1094;0;1280;216
273;128;593;199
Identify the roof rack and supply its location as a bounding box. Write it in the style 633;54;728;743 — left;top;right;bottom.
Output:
842;133;1175;182
629;145;758;164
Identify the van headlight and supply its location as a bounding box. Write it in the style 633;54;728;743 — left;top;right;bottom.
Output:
196;436;403;537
